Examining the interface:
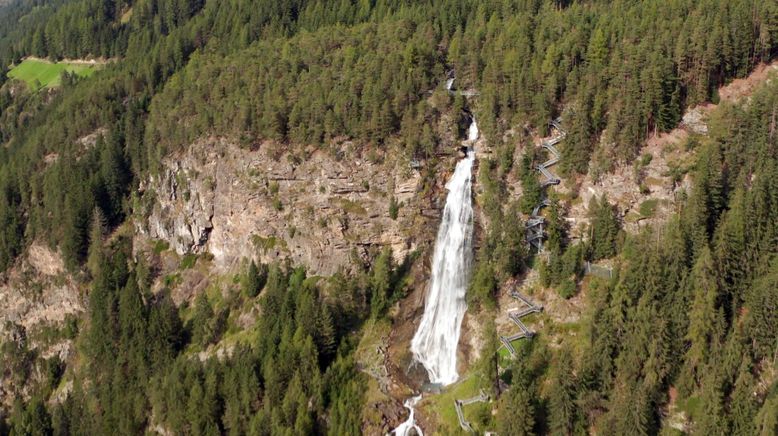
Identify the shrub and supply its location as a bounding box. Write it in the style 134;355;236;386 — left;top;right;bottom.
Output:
181;253;197;269
388;196;399;220
152;239;169;254
557;278;577;299
639;198;659;217
243;260;268;298
468;261;497;310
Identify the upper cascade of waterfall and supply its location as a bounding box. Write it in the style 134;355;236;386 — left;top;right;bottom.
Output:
467;116;479;143
409;118;477;385
445;77;455;91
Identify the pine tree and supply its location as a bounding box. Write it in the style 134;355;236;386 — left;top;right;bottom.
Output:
754;394;778;436
244;260;268;298
61;190;92;270
369;247;393;318
186;380;206;434
497;385;535;436
99;132;130;223
696;371;729;436
519;152;542;215
744;262;778;361
681;247;723;390
729;358;757;436
469;260;497;309
316;304;337;363
548;351;577;436
588;195;620;260
192;293;216;346
494;201;527;277
478;318;500;398
87;207;107;279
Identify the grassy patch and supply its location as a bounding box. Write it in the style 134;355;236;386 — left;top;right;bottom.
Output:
217;325;259;349
251;234;288;255
180;253;197;269
544;320;584;344
556;278;577;299
354;319;391;372
337;198;367;215
421;376;493;435
624;211;643;223
639;198;659;217
8;58;96;90
498;344;513;361
659;427;685;436
119;7;133;23
643;176;665;187
163;273;181;287
678;395;702;420
252;235;277;253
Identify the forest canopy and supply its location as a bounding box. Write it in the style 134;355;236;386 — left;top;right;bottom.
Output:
0;0;772;273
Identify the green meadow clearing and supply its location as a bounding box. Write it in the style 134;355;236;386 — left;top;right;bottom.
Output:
7;58;97;90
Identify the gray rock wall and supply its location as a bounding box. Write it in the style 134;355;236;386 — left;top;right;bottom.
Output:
138;137;441;275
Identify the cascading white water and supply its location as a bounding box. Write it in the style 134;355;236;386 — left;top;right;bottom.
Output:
392;395;424;436
391;119;477;436
410;118;478;386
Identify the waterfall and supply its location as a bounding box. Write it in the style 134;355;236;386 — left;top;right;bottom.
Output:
391;113;477;436
410;117;477;386
392;395;424;436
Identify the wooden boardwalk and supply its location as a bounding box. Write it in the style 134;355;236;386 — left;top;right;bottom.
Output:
526;118;565;251
454;390;490;432
500;291;543;357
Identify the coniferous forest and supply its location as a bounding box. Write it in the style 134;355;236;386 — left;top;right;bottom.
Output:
1;0;778;435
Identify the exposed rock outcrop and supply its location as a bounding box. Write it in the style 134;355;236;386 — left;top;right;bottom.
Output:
0;242;82;410
0;242;82;338
138;138;441;275
545;60;778;238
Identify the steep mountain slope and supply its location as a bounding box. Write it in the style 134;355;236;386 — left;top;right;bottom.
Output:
0;0;778;435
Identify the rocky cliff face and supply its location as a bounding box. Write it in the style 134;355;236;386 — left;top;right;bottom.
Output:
0;243;82;338
137;137;444;275
0;243;81;410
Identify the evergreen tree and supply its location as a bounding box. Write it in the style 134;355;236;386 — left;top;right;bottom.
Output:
244;260;268;298
754;393;778;436
744;260;778;361
478;319;500;398
728;358;757;436
87;207;107;279
680;247;724;393
696;371;729;436
497;385;535;436
10;396;52;436
588;195;620;260
191;293;216;346
316;304;337;363
548;351;577;436
519;152;542;215
369;247;393;318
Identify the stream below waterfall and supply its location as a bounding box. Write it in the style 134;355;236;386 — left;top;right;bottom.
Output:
391;116;478;435
392;395;423;436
